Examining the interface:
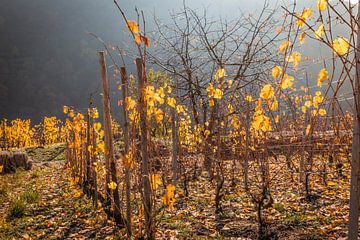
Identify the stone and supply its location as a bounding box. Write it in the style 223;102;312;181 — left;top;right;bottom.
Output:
0;151;32;174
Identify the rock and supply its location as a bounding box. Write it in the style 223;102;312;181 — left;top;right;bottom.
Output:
0;150;32;174
25;159;33;170
13;151;28;168
0;151;16;174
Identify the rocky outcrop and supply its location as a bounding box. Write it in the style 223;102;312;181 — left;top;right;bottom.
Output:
0;151;32;174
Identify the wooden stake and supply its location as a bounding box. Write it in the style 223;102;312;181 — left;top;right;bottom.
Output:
98;51;123;225
120;66;132;236
348;3;360;237
136;57;153;239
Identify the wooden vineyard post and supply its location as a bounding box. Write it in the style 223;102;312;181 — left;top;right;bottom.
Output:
171;106;178;186
98;51;123;225
348;2;360;238
84;99;92;195
120;66;132;236
79;132;84;186
136;57;153;240
244;108;250;191
300;116;307;185
91;120;98;208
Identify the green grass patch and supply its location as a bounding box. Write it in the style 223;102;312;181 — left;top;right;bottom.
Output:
21;190;39;204
273;202;286;213
284;211;304;226
30;171;39;179
0;185;8;197
7;199;26;220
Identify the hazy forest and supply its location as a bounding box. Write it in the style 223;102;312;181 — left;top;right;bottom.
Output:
2;0;360;239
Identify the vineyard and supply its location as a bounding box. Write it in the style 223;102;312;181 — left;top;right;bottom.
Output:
1;0;360;239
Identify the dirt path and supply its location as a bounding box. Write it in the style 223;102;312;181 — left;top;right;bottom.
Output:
0;160;123;240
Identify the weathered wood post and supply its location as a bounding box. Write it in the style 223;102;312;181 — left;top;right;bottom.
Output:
91;121;98;208
98;51;123;225
120;66;132;236
84;99;92;195
348;2;360;238
244;107;250;191
135;57;153;239
171;106;178;186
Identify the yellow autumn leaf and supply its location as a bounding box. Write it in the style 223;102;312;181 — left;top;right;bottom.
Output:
332;37;350;56
299;32;306;44
213;88;223;99
306;124;311;135
252;114;271;132
317;0;328;11
280;74;295;89
262;116;271;132
204;129;211;137
231;116;241;129
215;68;226;81
319;108;327;116
314;93;324;105
134;34;142;45
301;106;307;113
73;189;82;198
209;99;215;107
157;87;165;98
327;180;337;186
228;104;234;113
272;66;283;79
125;96;136;111
304;100;312;108
0;165;3;173
150;174;162;190
297;8;312;28
286;52;301;69
176;105;184;113
279;41;290;54
126;20;139;34
245;95;253;102
108;181;117;190
317;68;328;87
270;98;279;111
63;105;69;114
275;115;280;123
207;84;215;98
260;84;274;100
167;97;176;108
314;24;325;39
69;110;75;118
89;108;99;119
153;108;164;123
142;35;150;48
96;141;105;154
94;122;102;132
163;184;176;209
123;151;134;169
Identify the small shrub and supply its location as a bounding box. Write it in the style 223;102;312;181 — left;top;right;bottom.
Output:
273;202;285;213
284;212;303;226
30;172;39;179
7;199;26;220
0;185;7;197
22;190;39;204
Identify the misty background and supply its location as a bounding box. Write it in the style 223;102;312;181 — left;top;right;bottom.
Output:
0;0;353;123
